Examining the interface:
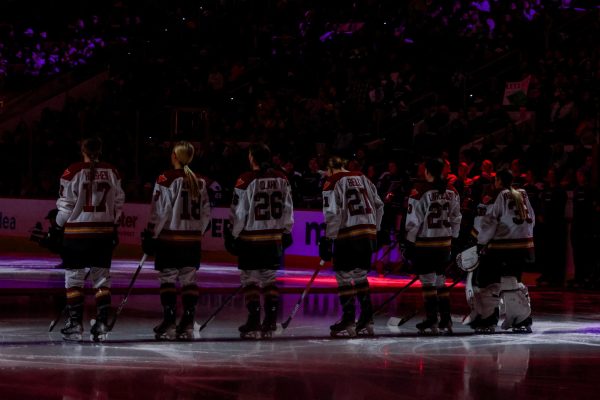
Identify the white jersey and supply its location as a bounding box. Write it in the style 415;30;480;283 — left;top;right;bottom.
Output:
474;188;535;250
148;169;211;242
322;171;384;240
230;169;294;243
56;162;125;238
405;182;461;249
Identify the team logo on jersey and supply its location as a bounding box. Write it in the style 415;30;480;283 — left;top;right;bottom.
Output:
409;188;419;198
235;177;245;187
323;181;332;191
157;174;167;184
61;168;71;179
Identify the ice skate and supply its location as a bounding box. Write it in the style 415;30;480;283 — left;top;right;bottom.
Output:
176;308;196;341
239;302;262;339
438;315;453;335
511;316;533;334
154;306;176;341
261;297;278;339
90;317;109;342
61;304;83;342
470;311;498;334
417;289;439;335
239;320;262;339
355;315;374;336
330;318;357;338
61;319;83;342
416;318;439;335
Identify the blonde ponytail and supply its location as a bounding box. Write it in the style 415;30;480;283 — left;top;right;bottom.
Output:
173;141;201;200
510;187;527;221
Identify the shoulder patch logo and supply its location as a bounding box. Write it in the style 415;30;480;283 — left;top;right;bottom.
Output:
235;178;245;187
157;174;167;184
410;188;419;197
323;181;332;191
61;168;71;179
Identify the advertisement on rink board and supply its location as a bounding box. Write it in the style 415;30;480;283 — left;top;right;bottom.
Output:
0;198;325;257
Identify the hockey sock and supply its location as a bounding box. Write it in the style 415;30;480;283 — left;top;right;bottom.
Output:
337;285;356;322
66;287;84;322
355;279;373;320
95;287;112;321
159;283;177;322
262;284;280;323
437;286;451;321
422;286;438;322
181;284;199;313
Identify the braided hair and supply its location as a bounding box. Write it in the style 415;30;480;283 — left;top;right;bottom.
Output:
173;141;201;200
497;169;527;221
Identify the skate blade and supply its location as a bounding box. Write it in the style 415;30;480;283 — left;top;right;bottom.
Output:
475;327;496;334
62;334;83;342
240;331;262;340
90;333;108;343
176;333;195;341
512;326;532;334
330;329;358;338
261;330;273;339
417;328;440;336
357;325;375;336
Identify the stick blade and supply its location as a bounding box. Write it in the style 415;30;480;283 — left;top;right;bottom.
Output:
387;317;402;326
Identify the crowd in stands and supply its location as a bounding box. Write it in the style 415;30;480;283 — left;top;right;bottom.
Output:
0;0;598;286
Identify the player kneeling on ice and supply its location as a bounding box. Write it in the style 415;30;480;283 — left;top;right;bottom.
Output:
227;143;294;339
56;138;125;342
404;158;462;335
321;156;384;338
465;169;534;334
145;141;211;341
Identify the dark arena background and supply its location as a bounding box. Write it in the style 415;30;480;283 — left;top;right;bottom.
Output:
1;1;600;399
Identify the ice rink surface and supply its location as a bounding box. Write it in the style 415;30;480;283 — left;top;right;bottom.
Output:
1;256;600;399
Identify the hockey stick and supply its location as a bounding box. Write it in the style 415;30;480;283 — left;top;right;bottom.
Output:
387;276;464;327
281;260;325;329
198;285;243;333
48;269;93;332
107;253;148;332
371;275;419;317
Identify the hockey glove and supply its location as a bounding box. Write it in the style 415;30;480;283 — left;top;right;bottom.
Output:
223;224;239;256
141;229;157;256
45;225;64;254
318;237;333;262
282;232;293;250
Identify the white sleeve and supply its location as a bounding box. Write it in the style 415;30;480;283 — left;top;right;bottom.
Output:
148;183;173;237
230;186;249;238
282;180;294;234
449;193;462;238
404;196;424;243
56;177;76;227
367;178;385;230
323;185;342;239
477;197;502;245
199;178;212;234
112;174;125;224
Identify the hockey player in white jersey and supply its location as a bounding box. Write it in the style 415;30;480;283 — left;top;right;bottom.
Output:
320;156;384;337
404;158;461;334
144;141;211;341
468;169;535;333
55;137;125;341
226;143;294;339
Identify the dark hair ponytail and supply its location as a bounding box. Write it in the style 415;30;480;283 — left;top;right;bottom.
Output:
249;143;272;175
82;137;102;186
425;158;447;194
